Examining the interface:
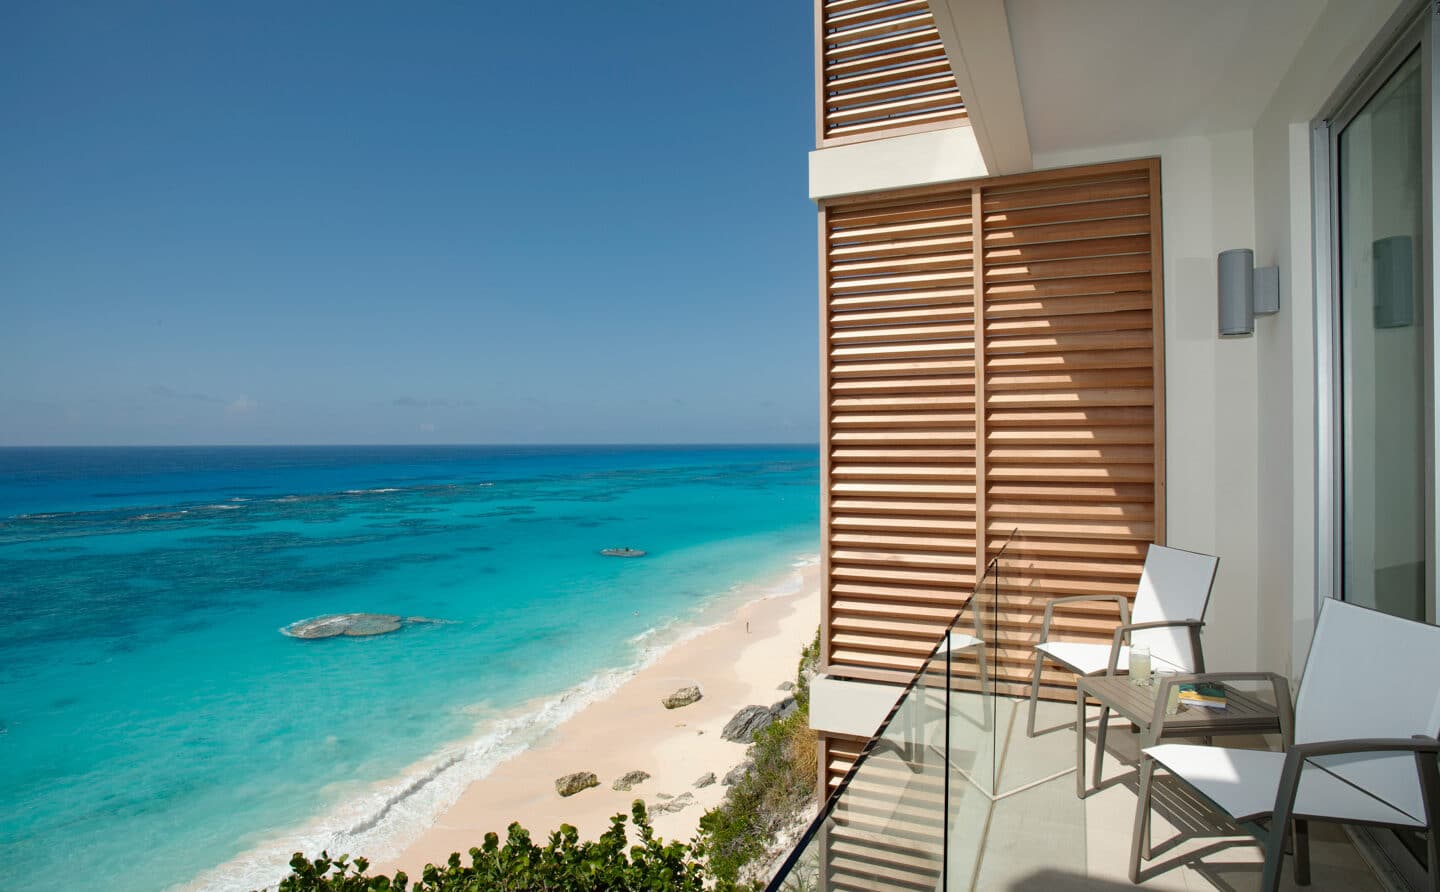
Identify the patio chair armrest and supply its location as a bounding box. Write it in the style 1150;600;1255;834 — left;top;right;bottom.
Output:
1271;736;1440;826
1038;595;1131;644
1288;735;1440;759
1106;619;1206;674
1148;671;1294;745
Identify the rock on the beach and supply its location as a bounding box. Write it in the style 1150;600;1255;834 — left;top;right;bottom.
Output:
655;792;674;800
652;792;695;814
662;685;703;709
693;772;716;789
771;696;798;721
723;761;753;786
554;772;598;797
722;705;776;743
612;770;651;792
777;680;795;692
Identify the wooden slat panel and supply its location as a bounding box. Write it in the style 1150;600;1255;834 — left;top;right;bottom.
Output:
817;0;966;142
823;734;869;794
821;160;1164;700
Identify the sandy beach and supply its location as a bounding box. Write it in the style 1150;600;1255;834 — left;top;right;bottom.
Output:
375;562;821;875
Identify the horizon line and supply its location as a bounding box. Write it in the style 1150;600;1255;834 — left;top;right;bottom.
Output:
0;441;822;450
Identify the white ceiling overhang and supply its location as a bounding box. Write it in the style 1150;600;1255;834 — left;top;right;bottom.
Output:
931;0;1329;170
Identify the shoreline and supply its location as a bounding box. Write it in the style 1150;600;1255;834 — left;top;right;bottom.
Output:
382;560;820;874
184;554;821;891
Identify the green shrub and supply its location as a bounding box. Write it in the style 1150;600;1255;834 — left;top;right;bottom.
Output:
696;627;821;885
265;801;733;892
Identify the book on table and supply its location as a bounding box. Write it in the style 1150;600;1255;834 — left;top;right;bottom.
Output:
1177;682;1227;710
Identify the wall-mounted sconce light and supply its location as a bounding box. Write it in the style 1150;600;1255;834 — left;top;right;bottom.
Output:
1218;248;1280;338
1374;235;1414;329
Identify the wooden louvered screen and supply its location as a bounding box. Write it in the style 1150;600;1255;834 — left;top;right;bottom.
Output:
820;731;943;891
821;159;1165;701
821;733;868;795
817;0;967;145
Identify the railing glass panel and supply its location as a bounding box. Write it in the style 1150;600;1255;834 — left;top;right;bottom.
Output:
769;532;1089;891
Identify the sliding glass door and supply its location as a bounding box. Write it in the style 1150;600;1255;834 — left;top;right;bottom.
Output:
1336;45;1429;623
1323;7;1435;883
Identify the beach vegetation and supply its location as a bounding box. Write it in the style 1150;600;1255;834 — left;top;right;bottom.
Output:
265;801;733;892
696;627;821;885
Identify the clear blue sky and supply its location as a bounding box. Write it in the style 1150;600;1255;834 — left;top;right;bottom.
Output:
0;2;818;446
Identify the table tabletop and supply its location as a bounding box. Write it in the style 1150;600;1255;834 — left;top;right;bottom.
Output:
1079;674;1283;736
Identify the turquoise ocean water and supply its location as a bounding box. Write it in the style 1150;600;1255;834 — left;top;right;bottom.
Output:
0;445;819;891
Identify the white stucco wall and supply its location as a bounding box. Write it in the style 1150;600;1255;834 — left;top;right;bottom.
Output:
809;675;903;739
1248;0;1409;678
808;124;987;200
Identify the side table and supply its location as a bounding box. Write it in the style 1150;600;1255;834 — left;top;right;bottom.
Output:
1075;672;1293;798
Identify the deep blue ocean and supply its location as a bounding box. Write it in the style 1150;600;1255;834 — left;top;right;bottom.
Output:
0;445;820;891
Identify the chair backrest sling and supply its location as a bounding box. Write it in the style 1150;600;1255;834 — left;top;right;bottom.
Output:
1294;599;1440;824
1130;545;1219;672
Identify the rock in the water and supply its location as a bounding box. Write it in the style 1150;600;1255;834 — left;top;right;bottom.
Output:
662;685;702;709
600;547;646;558
554;771;598;797
777;680;796;692
771;696;798;721
723;761;753;786
282;613;403;639
722;705;776;742
612;770;650;791
693;772;716;789
343;614;403;636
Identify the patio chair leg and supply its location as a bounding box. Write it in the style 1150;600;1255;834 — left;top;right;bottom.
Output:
1293;819;1311;886
1129;755;1156;883
1260;820;1289;892
1429;832;1440;892
1093;705;1111;792
1416;748;1440;892
1026;651;1045;737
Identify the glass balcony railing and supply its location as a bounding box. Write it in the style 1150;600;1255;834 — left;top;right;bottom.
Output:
767;531;1089;891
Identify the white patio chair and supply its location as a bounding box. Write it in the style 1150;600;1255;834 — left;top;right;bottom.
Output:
1026;544;1219;737
1132;599;1440;891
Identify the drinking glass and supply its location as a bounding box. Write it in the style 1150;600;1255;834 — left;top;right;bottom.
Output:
1154;669;1180;714
1128;644;1151;685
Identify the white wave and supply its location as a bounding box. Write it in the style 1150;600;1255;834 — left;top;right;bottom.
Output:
205;504;242;511
180;549;817;892
627;626;659;645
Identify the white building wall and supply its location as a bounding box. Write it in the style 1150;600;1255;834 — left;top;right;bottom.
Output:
808;124;987;200
1249;0;1409;677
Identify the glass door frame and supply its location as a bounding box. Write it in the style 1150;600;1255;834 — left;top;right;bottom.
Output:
1315;3;1438;627
1315;4;1437;886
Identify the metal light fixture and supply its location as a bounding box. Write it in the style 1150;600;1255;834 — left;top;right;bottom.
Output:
1218;249;1280;338
1373;235;1414;329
